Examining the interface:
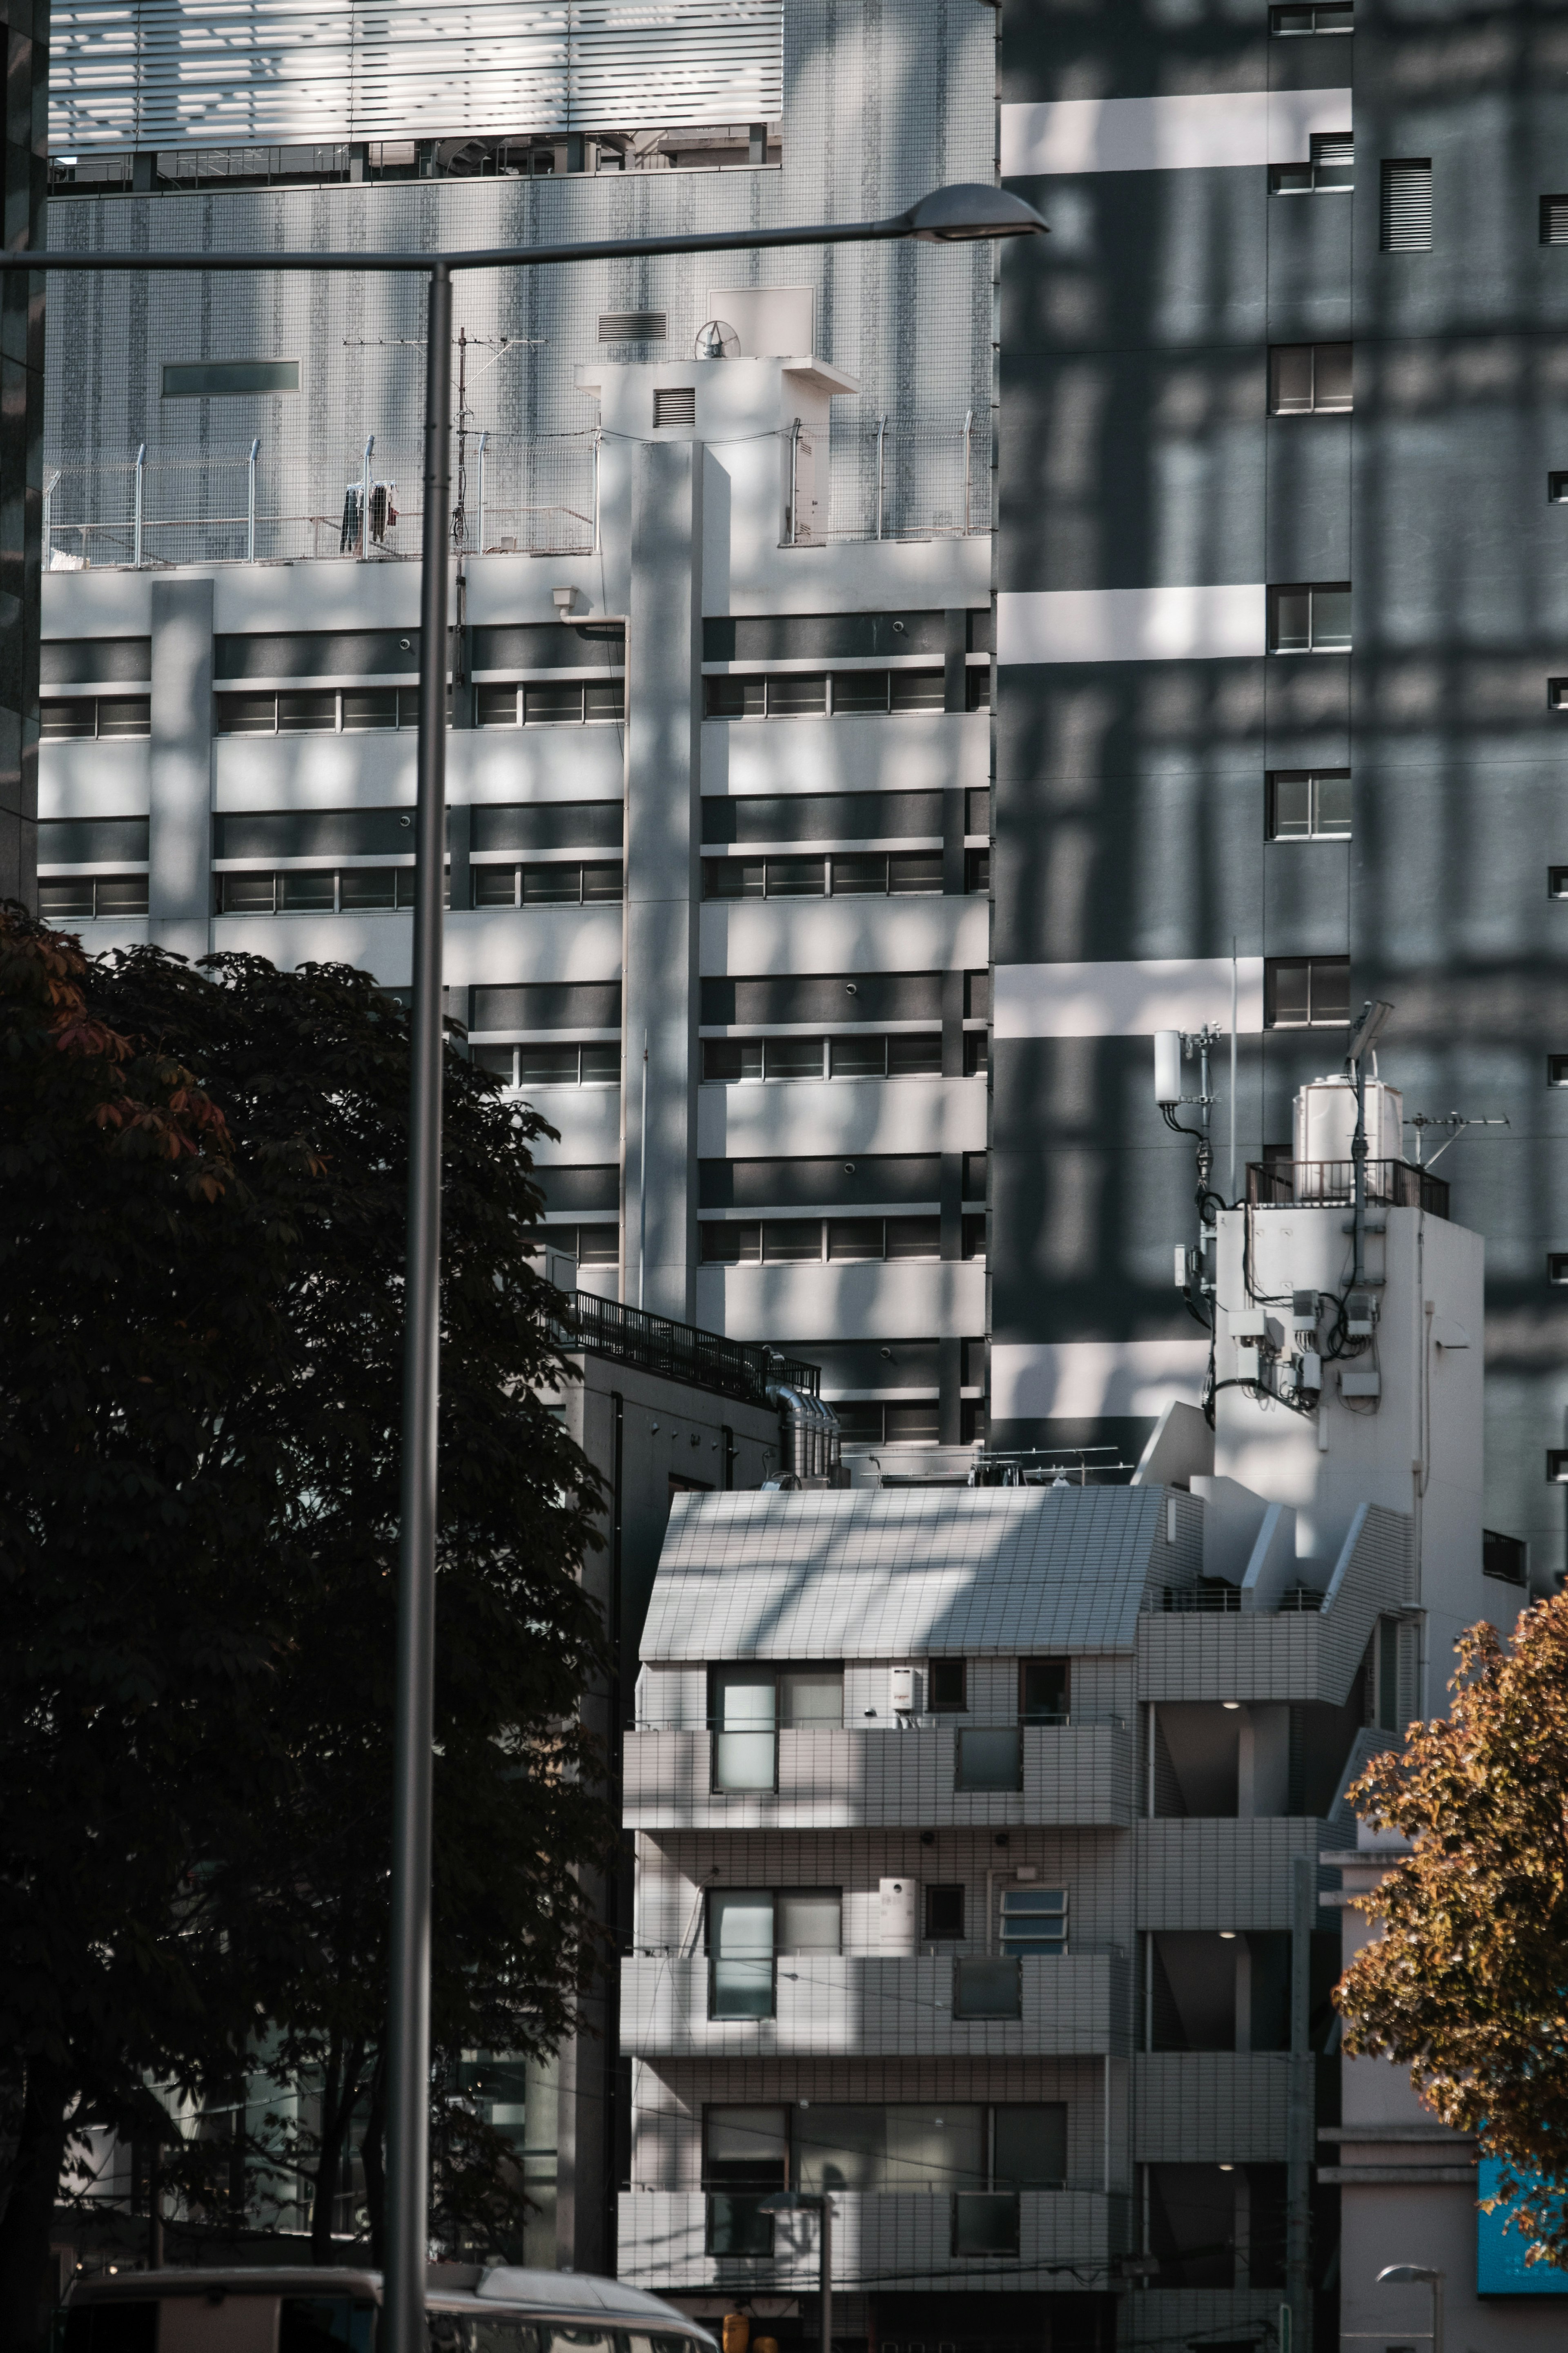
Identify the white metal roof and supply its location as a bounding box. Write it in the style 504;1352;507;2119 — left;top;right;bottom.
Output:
640;1485;1167;1662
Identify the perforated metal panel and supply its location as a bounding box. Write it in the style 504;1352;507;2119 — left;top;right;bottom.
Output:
49;0;784;151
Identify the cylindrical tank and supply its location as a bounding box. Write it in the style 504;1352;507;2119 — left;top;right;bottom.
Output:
1293;1073;1404;1165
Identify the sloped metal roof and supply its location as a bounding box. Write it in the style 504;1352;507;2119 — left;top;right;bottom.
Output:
640;1485;1167;1661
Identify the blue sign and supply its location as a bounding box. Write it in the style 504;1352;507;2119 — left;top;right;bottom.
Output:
1477;2160;1568;2295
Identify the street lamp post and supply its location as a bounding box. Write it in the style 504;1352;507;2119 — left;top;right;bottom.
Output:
1378;2260;1445;2353
760;2189;834;2353
0;178;1046;2353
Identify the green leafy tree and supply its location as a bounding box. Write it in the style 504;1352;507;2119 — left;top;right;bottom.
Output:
0;916;612;2344
1336;1595;1568;2266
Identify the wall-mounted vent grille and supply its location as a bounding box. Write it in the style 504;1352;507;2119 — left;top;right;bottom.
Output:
1381;158;1432;250
1544;195;1568;245
49;0;784;153
599;311;667;343
653;386;696;426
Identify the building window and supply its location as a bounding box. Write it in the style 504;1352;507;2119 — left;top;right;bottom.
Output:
956;1726;1022;1793
925;1884;966;1939
162;357;300;397
1269;584;1352;653
710;1665;843;1791
700;1034;943;1081
1264;956;1351;1027
40;696;151;740
1381;159;1433;250
999;1887;1069;1956
964;847;991;893
703;670;946;720
1549;680;1568;711
38;874;149;920
1549;1451;1568;1482
703;2107;785;2255
1482;1531;1528;1586
929;1660;967;1712
702;851;944;899
214;867;430;914
1268;343;1352;414
707;1888;842;2019
1552;475;1568;504
474;680;624;725
698;1217;942;1262
471;1043;621;1088
827;1401;941;1446
1267;770;1352;839
1543;196;1568;245
1550;869;1568;897
541;1223;619;1265
1020;1658;1069;1722
961;1213;987;1260
1549;1058;1568;1086
965;666;991;712
953;1957;1022;2022
1270;2;1352;28
472;861;623;906
653;386;696;426
963;1031;989;1076
1270;132;1353;194
216;687;423;734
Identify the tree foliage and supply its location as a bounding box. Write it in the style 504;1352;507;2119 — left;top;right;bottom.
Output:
0;910;612;2346
1336;1596;1568;2265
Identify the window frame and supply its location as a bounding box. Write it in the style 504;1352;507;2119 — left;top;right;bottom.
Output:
1267;343;1352;416
702;669;947;723
1268;132;1353;195
1266;769;1352;841
1263;955;1352;1029
1267;583;1352;655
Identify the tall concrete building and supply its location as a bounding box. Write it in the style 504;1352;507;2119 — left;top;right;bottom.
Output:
993;0;1568;1588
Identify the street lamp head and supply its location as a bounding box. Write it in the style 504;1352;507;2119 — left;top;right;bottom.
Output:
903;183;1049;242
1378;2266;1442;2286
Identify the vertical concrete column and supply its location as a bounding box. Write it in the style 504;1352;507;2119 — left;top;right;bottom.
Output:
623;442;702;1322
0;0;48;910
148;578;214;961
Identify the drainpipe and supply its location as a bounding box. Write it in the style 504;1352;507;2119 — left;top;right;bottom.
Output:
875;414;886;541
962;408;973;535
789;417;801;545
360;432;375;560
133;443;145;568
247;437;260;561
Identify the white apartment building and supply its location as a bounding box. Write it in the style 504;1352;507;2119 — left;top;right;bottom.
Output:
621;1176;1535;2353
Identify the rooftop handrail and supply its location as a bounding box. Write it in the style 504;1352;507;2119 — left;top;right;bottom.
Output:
1247;1157;1450;1218
550;1287;819;1407
627;1709;1128;1732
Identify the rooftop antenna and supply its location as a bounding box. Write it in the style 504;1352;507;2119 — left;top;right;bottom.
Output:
1155;1023;1225;1324
1405;1109;1509;1166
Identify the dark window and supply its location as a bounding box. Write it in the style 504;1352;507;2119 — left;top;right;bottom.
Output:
956;1727;1021;1791
1550;1253;1568;1281
39;816;150;863
965;847;991;892
831;1034;888;1076
163;357;300;397
925;1883;966;1939
1270;132;1353;194
473;981;621;1030
962;1149;988;1199
963;1031;989;1076
1265;956;1351;1027
341;688;399;731
763;1221;823;1262
953;1956;1021;2017
886;1217;940;1259
1552;475;1568;505
964;787;991;835
701;1222;762;1263
887;1033;942;1076
831;669;891;713
889;668;945;711
1482;1530;1528;1586
994;2105;1068;2187
832;1403;884;1445
654;386;696;426
703;2105;786;2255
828;1217;885;1262
1267;769;1351;839
1021;1659;1069;1722
962;1213;987;1259
1269;343;1353;414
767;673;828;716
953;2191;1020;2257
763;1036;826;1079
703;1039;764;1082
1269;583;1352;653
703;670;944;721
525;681;584;725
40;696;151;740
1271;1;1352;27
1549;1450;1568;1481
929;1661;967;1711
1381;159;1433;250
1548;1058;1568;1086
1544;196;1568;245
964;665;991;711
600;310;666;340
40;875;149;920
278;689;338;733
886;1401;940;1442
477;684;520;726
1551;869;1568;898
889;851;944;894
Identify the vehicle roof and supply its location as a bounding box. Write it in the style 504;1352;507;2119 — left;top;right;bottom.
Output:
66;2264;716;2344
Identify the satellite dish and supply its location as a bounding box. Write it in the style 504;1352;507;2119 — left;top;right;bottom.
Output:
694;318;741;359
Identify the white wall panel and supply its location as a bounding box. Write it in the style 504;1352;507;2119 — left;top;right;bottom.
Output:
1000;89;1351;178
444;901;623;982
695;1260;984;1340
39;742;152;819
50;0;784;152
702;709;987;797
993;955;1264;1039
997;584;1265;665
702;894;987;975
697;1072;985;1158
515;1082;620;1162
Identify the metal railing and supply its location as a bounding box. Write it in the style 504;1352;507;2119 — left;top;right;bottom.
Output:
43;412;989;569
1152;1580;1325;1614
550;1288;819;1407
1247;1157;1450;1217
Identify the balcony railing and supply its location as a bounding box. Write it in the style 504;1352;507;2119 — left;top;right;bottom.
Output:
550;1289;819;1407
1247;1157;1450;1217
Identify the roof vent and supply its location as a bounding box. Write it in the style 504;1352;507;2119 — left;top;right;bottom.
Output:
694;318;741;359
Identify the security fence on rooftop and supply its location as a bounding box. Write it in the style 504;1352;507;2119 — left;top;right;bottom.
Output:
42;413;991;569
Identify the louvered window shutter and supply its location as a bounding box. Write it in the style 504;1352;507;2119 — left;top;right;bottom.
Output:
50;0;783;152
1542;195;1568;246
1381;158;1434;250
